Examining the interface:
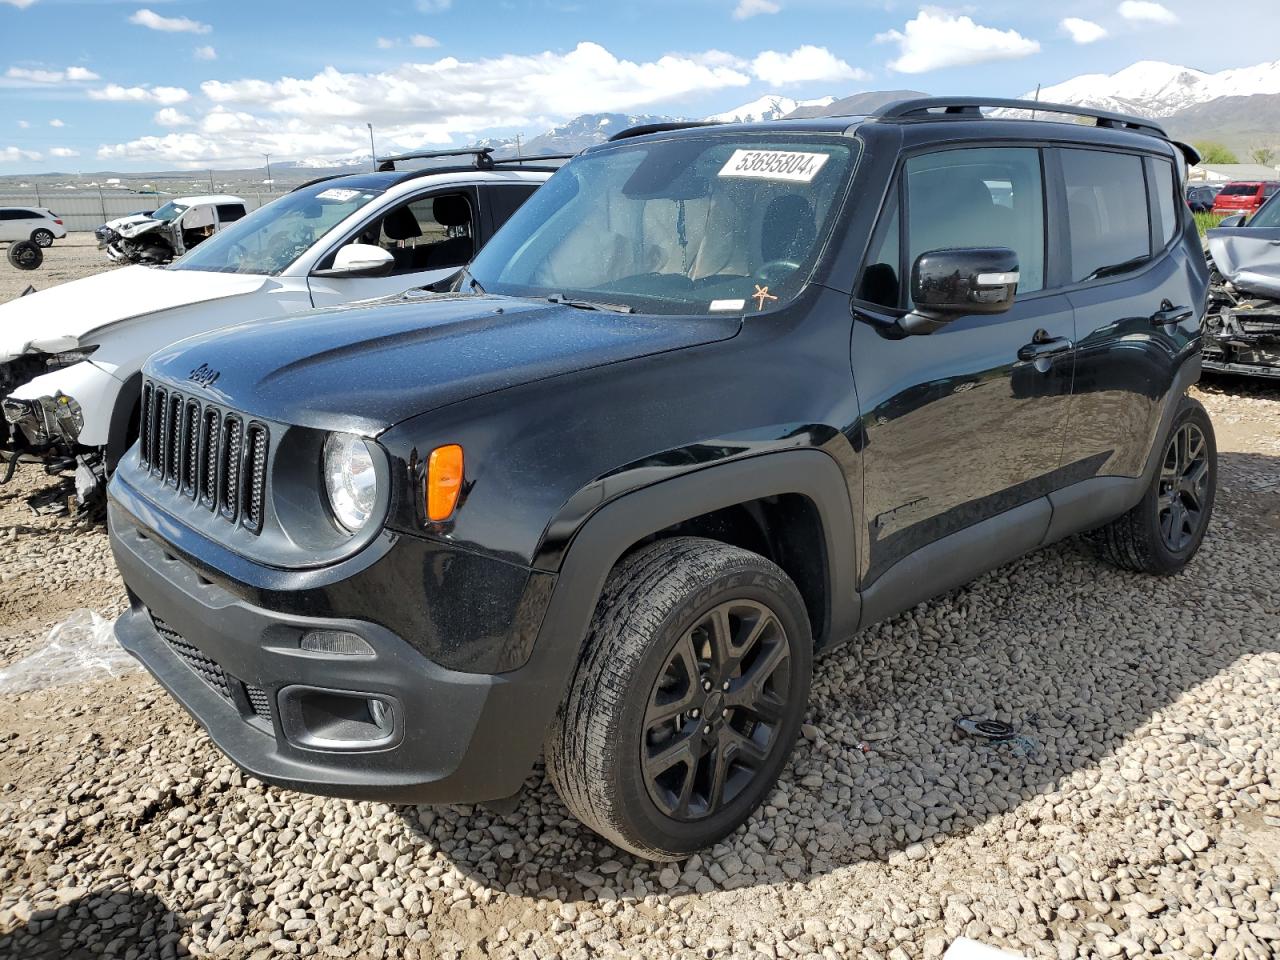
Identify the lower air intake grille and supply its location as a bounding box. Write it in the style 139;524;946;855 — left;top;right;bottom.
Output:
154;617;231;701
153;615;274;726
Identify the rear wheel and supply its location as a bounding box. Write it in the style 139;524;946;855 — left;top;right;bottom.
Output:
545;537;812;860
30;228;54;248
1091;399;1216;575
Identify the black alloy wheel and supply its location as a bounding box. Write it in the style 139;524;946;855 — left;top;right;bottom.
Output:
642;599;792;821
1158;421;1210;552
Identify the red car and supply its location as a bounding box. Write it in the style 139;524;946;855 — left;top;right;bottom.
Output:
1212;180;1280;216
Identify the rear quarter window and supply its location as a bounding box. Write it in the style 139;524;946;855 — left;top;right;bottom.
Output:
1153;159;1178;247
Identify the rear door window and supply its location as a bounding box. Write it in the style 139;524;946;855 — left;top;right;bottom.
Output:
216;204;246;223
487;183;540;234
1061;149;1150;282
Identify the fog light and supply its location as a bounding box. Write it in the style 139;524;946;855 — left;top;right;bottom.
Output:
300;630;374;656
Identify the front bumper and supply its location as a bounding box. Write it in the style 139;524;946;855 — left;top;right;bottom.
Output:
109;495;561;804
1203;303;1280;378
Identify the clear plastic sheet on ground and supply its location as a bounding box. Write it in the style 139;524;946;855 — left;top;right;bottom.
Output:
0;609;137;693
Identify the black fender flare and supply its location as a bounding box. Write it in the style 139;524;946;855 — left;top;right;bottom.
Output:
105;369;143;472
488;449;860;788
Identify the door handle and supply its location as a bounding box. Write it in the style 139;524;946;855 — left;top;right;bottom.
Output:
1017;335;1073;362
1150;300;1193;326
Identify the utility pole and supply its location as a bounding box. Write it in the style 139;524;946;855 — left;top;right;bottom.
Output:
367;123;377;171
208;169;215;191
514;133;522;158
263;153;273;186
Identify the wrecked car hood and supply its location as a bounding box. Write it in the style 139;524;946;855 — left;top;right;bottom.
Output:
0;266;268;363
1208;226;1280;300
117;218;166;239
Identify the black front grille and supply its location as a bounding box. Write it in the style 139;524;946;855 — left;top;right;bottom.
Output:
154;615;274;727
138;379;268;533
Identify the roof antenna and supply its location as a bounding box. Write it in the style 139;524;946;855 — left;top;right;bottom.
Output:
1032;84;1041;121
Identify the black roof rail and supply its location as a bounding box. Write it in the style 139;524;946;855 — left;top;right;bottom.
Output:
291;174;346;192
608;120;722;142
873;97;1169;139
376;147;496;172
490;153;575;166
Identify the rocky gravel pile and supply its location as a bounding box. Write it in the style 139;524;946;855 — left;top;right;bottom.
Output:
0;379;1277;960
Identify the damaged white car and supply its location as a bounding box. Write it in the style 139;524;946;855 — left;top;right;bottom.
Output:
98;195;247;265
1205;194;1280;379
1;151;556;503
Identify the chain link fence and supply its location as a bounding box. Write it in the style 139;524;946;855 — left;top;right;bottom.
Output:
0;191;288;233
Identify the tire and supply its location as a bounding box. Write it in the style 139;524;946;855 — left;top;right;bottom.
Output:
545;536;813;860
7;240;43;271
30;228;54;248
1090;398;1216;575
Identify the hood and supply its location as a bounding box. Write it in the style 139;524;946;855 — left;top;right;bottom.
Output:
146;293;741;434
118;218;166;238
1208;226;1280;300
105;213;153;232
0;266;268;362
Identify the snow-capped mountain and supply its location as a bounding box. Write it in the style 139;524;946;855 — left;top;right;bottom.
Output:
705;94;835;124
1024;59;1280;118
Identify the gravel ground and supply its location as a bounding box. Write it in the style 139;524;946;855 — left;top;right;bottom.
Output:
1;248;1279;959
0;233;121;301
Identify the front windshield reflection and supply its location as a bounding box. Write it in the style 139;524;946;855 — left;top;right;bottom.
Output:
467;134;856;316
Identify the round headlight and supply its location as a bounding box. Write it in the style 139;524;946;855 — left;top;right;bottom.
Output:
323;432;378;533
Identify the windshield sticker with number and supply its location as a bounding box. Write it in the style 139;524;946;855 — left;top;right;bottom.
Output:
710;299;746;311
316;188;361;202
718;150;830;184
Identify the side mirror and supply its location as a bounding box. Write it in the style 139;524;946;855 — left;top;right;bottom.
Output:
1217;213;1247;228
314;243;395;278
902;247;1019;335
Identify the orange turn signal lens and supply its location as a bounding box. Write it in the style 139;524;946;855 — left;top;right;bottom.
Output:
426;444;464;522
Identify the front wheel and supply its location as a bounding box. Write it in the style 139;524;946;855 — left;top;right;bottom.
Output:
545;537;812;861
30;228;55;248
1091;398;1217;575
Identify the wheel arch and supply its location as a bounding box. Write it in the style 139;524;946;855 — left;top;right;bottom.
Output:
541;449;859;665
105;369;143;471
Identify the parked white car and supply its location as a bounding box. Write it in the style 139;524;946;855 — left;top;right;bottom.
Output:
97;194;248;265
0;151;558;501
0;207;67;248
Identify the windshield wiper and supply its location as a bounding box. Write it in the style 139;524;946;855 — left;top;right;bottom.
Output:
545;294;634;314
1084;255;1151;282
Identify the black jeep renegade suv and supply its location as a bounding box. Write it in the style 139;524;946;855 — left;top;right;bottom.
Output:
108;98;1217;860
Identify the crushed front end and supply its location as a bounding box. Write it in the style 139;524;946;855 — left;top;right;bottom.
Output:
1204;282;1280;379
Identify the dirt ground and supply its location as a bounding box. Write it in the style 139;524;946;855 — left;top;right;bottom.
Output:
0;238;1278;960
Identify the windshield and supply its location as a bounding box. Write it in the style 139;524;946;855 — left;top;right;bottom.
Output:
169;183;383;276
150;201;188;222
1249;193;1280;228
467;134;856;315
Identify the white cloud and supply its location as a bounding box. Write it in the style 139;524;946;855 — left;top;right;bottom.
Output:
0;0;39;8
129;8;212;34
17;120;29;128
5;65;100;83
877;9;1040;73
415;0;451;10
49;146;79;158
410;34;439;48
1118;1;1178;23
89;83;191;105
154;107;194;126
751;46;868;86
1060;17;1107;43
377;37;397;49
2;146;42;162
101;42;756;168
194;45;217;61
49;118;64;127
733;0;780;19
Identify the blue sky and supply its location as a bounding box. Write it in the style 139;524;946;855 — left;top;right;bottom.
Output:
0;0;1274;173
